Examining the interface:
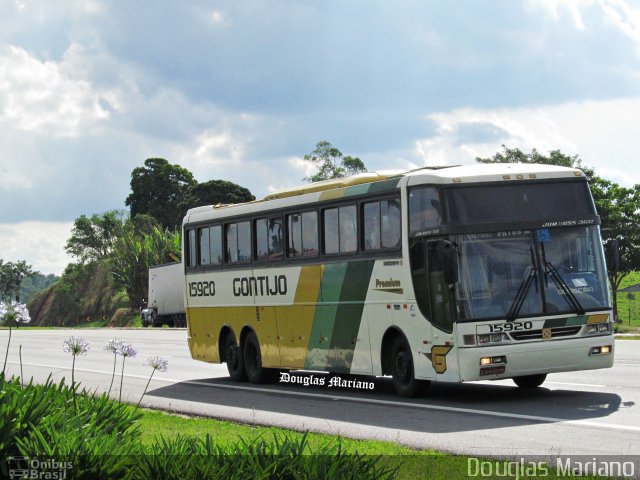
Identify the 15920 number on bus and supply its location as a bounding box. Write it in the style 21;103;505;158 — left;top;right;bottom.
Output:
488;321;533;333
188;281;216;297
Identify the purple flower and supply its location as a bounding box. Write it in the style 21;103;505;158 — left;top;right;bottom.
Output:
0;301;31;324
118;343;137;358
63;336;90;356
143;356;168;373
103;338;125;354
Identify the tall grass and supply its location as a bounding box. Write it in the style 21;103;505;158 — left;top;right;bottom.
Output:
0;374;397;480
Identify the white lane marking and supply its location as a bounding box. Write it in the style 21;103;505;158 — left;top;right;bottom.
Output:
10;361;640;433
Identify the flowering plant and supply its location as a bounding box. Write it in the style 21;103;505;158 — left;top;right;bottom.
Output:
137;356;169;408
63;336;90;389
117;342;137;402
1;300;31;375
103;338;125;395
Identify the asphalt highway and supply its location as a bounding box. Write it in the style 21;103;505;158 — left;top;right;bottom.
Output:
4;328;639;461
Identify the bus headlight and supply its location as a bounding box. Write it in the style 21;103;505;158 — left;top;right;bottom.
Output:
583;323;611;336
477;333;509;345
589;345;612;355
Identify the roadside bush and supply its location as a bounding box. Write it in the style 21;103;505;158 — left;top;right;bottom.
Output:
0;374;141;479
0;375;398;479
135;432;398;480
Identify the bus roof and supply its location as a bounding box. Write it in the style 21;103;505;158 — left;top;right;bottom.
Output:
183;163;584;224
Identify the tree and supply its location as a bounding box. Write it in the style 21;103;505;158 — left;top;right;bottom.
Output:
477;145;640;320
0;260;36;302
125;158;197;230
303;141;367;182
65;210;127;264
109;216;181;311
179;180;255;210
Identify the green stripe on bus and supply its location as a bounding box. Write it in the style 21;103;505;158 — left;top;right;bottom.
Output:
330;260;375;373
543;315;587;329
304;261;374;371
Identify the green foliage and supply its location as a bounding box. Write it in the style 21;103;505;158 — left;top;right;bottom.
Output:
19;273;59;304
1;375;397;480
303;140;367;182
0;375;141;479
109;218;181;310
65;210;127;264
0;259;35;302
180;179;255;210
137;432;397;480
477;145;640;320
125;158;197;230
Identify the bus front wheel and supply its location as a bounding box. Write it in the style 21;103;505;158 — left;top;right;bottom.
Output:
390;336;426;397
224;334;246;381
513;374;547;388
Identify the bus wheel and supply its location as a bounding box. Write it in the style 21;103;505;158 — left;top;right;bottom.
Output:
224;335;246;381
390;336;422;397
243;332;273;384
513;374;547;388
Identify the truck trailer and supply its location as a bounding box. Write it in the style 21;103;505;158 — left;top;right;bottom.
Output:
141;262;187;327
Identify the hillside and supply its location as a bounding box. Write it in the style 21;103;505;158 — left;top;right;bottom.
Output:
27;261;131;326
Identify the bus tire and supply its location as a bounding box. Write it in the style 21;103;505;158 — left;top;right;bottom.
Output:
513;374;546;388
243;331;273;384
390;335;423;397
224;334;246;381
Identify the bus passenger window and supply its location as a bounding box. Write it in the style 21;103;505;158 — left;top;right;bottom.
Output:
268;217;283;259
188;229;197;267
381;198;401;248
237;221;251;261
324;208;339;254
225;223;238;263
255;218;269;261
363;202;381;250
339;205;357;253
302;211;318;257
210;225;222;265
199;227;211;265
287;213;303;257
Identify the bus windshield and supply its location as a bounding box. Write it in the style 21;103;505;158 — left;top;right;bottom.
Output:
455;226;610;321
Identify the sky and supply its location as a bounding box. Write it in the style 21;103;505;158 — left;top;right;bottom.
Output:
1;0;640;275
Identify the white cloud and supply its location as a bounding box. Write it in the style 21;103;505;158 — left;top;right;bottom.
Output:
0;221;73;275
598;0;640;51
0;43;116;137
414;97;640;187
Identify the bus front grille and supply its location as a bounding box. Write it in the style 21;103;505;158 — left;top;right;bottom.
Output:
510;326;582;341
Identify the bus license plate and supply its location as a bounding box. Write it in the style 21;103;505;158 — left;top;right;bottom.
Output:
480;366;506;376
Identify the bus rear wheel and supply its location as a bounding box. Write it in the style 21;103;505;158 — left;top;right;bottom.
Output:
243;331;275;384
513;374;547;388
390;336;426;397
224;334;246;381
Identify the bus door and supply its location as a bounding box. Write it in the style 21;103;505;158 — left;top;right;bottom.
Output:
411;238;460;380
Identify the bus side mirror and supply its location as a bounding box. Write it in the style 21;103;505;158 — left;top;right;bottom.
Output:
439;240;459;285
605;239;619;274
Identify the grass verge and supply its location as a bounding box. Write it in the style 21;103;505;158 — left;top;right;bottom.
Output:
135;408;607;480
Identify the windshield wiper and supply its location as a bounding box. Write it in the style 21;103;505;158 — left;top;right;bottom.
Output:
545;261;586;316
538;240;586;316
506;265;537;322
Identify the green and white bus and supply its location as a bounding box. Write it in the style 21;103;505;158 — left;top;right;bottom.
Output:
183;163;614;397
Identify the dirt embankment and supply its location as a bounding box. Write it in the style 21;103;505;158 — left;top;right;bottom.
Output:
27;262;131;326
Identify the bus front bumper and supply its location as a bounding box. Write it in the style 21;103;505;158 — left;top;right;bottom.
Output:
458;334;615;382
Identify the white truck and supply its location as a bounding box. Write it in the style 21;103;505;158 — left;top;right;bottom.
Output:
141;262;187;328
